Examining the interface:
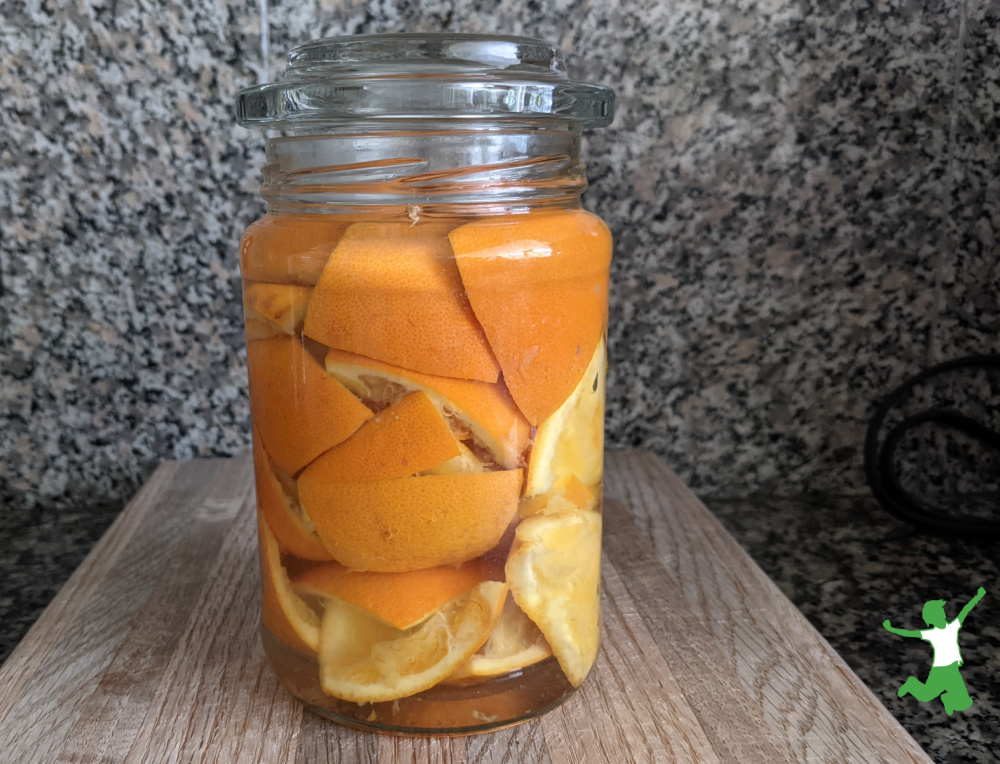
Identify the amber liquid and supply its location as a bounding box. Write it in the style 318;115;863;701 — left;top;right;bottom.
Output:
262;625;579;734
243;210;609;734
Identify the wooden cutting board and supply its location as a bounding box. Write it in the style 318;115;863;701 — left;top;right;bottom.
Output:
0;451;930;763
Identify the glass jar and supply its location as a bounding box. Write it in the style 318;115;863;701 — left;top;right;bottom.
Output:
236;34;614;735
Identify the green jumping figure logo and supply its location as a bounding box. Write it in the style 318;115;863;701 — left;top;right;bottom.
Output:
882;586;986;715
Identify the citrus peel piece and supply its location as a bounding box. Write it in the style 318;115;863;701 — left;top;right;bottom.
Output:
524;338;606;497
258;518;320;655
304;222;500;382
240;214;347;285
299;470;523;572
294;559;498;631
325;348;529;469
253;434;332;561
245;319;282;342
505;509;602;686
421;442;486;476
244;283;312;336
449;210;611;424
299;391;461;484
247;336;373;476
518;474;598;520
448;596;552;681
317;581;508;703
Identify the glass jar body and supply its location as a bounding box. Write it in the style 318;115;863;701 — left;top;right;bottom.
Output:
241;127;611;734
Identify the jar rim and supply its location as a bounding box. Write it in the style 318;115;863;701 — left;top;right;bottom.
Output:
236;33;615;128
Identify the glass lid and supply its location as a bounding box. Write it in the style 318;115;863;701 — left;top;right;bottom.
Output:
237;34;615;128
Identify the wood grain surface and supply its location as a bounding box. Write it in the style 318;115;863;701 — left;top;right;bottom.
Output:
0;451;931;763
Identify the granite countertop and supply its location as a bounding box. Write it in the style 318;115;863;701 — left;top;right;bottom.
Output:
2;467;996;762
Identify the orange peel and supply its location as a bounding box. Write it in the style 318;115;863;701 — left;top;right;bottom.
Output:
524;337;606;497
258;517;320;656
299;470;523;572
448;596;552;681
518;474;599;520
505;509;602;687
240;214;347;286
299;391;461;484
449;209;612;424
252;433;332;561
317;581;507;703
293;559;498;631
325;348;529;469
246;336;373;476
303;221;500;382
245;319;281;342
244;283;312;336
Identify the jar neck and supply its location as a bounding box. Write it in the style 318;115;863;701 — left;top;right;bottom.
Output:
261;124;586;216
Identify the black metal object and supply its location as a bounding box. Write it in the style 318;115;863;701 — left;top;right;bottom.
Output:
864;355;1000;538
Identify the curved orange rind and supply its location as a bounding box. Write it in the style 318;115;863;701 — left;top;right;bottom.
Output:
241;214;348;286
299;470;523;572
524;338;606;497
325;348;529;469
244;283;312;336
252;433;332;561
303;221;500;382
299;391;461;484
245;319;281;342
293;559;498;631
518;474;598;521
505;509;602;687
449;209;612;424
448;596;553;681
247;336;373;476
258;517;321;656
317;581;507;703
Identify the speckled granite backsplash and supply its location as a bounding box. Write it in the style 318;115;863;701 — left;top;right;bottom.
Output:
2;0;998;514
